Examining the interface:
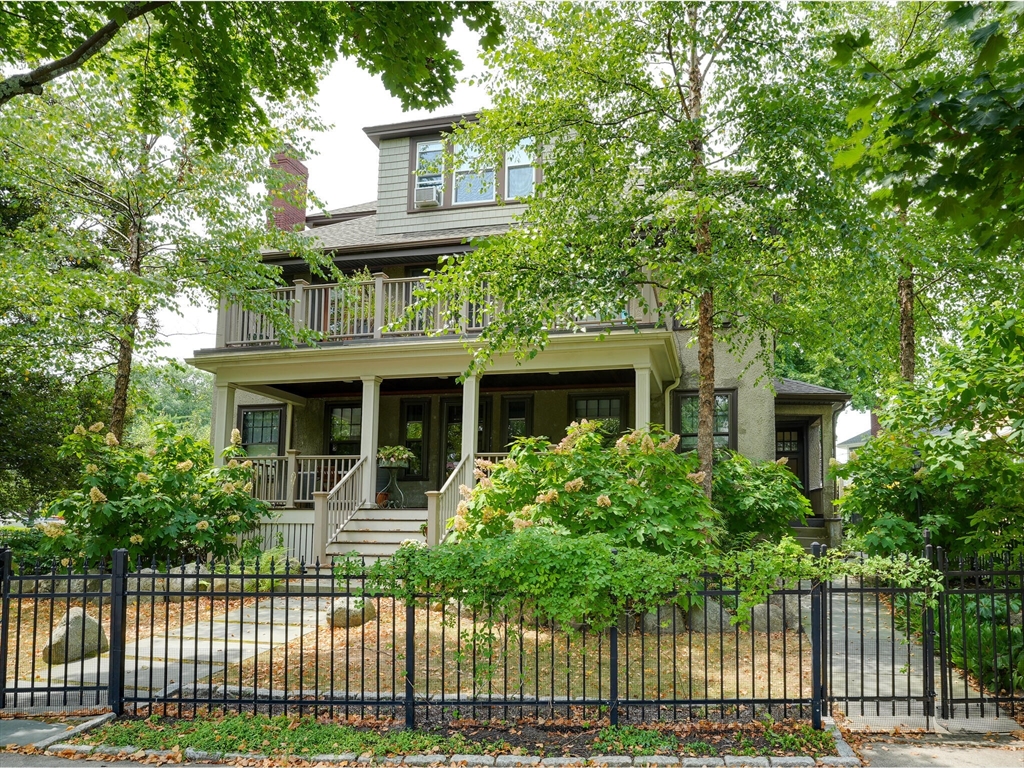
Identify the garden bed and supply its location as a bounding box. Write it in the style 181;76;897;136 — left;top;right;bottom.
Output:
63;712;839;760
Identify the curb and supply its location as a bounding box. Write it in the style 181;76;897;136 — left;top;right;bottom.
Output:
32;711;117;750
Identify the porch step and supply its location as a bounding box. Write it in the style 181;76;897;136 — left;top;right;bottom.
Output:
326;507;427;562
790;526;828;553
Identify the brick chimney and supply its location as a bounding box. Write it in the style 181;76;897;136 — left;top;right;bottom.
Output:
870;410;881;436
269;147;308;231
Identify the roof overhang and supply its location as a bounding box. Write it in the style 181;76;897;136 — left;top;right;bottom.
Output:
363;112;480;147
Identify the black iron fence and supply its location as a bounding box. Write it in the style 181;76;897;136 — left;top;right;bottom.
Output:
1;541;1021;729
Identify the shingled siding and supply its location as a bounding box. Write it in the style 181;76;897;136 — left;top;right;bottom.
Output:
375;137;524;236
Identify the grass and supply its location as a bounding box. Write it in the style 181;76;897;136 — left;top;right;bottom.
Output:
72;714;510;757
212;598;813;702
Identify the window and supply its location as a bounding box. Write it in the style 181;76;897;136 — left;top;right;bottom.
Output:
571;394;627;438
401;400;429;478
454;143;495;204
501;396;533;446
238;407;283;457
328;403;361;456
505;139;535;199
415;140;444;192
675;391;736;451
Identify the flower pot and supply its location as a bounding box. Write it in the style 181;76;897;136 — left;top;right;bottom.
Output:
378;460;409;469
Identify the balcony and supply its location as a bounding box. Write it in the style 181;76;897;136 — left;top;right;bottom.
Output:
220;273;661;349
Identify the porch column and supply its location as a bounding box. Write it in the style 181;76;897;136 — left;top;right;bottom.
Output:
360;376;382;504
634;365;652;430
212;383;236;466
461;374;479;463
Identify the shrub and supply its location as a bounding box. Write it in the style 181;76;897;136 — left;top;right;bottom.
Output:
712;451;810;548
0;524;46;563
453;421;722;557
42;422;267;562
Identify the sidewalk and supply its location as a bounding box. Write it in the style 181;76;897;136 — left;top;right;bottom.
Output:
857;739;1024;767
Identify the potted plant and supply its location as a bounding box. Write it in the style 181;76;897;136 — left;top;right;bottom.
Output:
377;445;415;468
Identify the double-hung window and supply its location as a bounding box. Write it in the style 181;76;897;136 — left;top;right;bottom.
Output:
415;140;445;194
675;391;736;451
453;143;495;204
238;407;284;457
505;139;535;199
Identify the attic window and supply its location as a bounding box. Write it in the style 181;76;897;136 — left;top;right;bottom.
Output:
415;140;444;192
454;143;495;204
505;139;535;199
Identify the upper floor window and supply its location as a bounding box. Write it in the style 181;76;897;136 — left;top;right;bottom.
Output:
454;143;495;204
415;140;445;192
505;139;535;199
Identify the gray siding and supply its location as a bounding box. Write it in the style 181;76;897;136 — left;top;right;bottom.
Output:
375;138;524;236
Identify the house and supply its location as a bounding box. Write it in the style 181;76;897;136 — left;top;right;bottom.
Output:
837;429;872;463
188;112;850;562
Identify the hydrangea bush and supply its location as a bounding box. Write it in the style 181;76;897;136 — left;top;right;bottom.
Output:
41;422;267;562
451;421;722;557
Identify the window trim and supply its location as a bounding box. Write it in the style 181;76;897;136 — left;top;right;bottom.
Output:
325;400;362;457
236;405;285;456
400;398;431;480
568;392;631;433
453;141;496;206
500;394;534;447
504;139;536;201
406;133;536;213
673;389;738;452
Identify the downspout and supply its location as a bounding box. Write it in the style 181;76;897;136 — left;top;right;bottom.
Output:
825;401;849;548
663;376;682;432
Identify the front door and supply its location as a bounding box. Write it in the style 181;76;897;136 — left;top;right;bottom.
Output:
440;399;492;483
775;422;808;492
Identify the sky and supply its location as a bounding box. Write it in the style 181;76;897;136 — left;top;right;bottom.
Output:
154;23;871;445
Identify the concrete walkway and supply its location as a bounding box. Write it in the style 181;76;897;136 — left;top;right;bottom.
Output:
857;740;1024;767
4;595;329;713
827;581;1022;734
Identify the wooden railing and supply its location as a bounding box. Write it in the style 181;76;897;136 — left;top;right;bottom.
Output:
475;452;510;466
294;455;358;505
425;454;474;546
250;456;289;506
312;456;369;562
239;509;315;564
222;274;660;348
247;453;359;508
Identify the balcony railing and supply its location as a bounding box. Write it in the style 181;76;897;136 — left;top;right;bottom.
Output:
222;274;660;348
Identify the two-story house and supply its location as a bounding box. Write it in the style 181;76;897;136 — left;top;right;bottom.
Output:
188;113;849;563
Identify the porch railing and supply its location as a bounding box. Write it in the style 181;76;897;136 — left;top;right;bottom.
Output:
250;456;289;506
295;455;359;505
223;274;661;348
247;454;359;508
425;454;474;546
311;456;369;562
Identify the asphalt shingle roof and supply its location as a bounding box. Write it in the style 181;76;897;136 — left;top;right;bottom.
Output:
297;213;508;252
773;378;850;401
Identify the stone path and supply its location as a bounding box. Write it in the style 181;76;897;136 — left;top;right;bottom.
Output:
4;595;330;714
826;581;1021;734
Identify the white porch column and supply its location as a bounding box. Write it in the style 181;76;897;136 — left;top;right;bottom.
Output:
360;376;382;503
212;384;236;466
461;374;479;463
634;365;652;430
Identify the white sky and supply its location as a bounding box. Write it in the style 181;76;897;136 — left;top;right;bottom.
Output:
153;23;871;444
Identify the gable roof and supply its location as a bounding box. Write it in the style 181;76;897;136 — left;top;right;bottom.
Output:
837;429;872;448
305;200;377;229
773;378;851;403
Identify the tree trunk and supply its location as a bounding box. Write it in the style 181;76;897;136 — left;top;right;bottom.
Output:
686;3;715;499
898;263;914;382
697;288;715;499
109;309;138;441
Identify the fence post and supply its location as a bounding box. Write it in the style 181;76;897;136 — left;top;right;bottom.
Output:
609;547;619;726
922;530;936;721
425;492;441;546
935;546;949;720
0;548;11;711
313;491;329;566
107;549;129;716
810;542;823;730
405;600;416;728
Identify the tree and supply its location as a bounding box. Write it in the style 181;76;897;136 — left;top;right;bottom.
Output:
0;42;334;439
831;1;1024;254
0;1;504;147
417;2;850;497
128;362;214;445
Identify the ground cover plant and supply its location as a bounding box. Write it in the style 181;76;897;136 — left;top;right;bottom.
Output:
65;713;838;759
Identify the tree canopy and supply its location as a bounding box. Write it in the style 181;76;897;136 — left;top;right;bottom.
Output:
0;1;504;147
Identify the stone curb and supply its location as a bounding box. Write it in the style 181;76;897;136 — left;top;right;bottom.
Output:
724;757;769;767
33;711;117;750
821;718;857;760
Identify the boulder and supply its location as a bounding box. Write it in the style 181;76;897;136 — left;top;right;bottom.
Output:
769;593;813;634
687;597;733;633
165;563;211;595
42;607;109;664
1010;611;1022;628
127;568;167;604
751;603;786;633
642;604;688;634
327;597;377;628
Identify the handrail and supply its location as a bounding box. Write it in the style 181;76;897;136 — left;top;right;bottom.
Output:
426;454;474;546
324;455;369;541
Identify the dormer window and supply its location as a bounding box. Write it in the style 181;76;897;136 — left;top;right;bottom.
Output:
454;143;496;204
415;140;445;193
505;139;535;199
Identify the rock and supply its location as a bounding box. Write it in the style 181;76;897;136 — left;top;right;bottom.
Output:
642;604;688;634
1010;611;1022;627
687;597;733;632
165;563;211;595
327;597;377;628
751;603;786;633
127;568;167;604
42;607;109;664
769;593;813;633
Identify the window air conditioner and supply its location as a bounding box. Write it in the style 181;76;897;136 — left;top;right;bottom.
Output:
414;186;442;208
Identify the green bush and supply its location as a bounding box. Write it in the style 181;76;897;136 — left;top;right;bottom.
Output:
42;422;267;562
712;451;811;548
453;421;722;557
0;524;45;562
